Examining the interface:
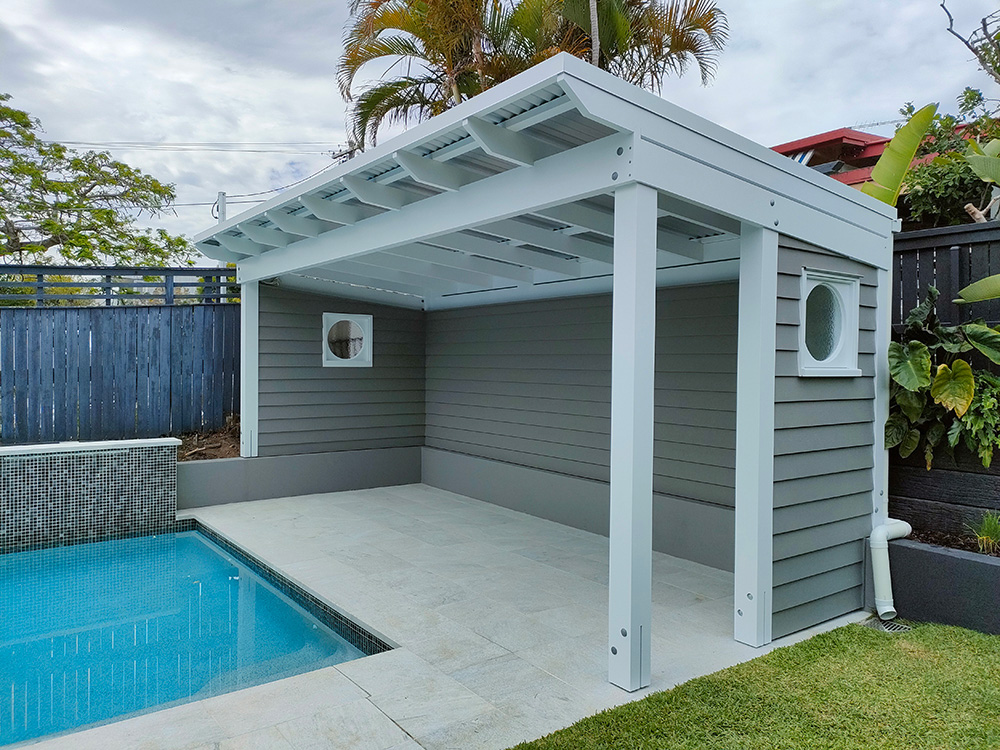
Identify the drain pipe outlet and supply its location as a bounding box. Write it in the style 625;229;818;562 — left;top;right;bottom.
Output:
870;519;912;620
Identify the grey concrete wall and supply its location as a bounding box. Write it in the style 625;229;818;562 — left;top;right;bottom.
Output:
177;446;421;509
422;447;735;571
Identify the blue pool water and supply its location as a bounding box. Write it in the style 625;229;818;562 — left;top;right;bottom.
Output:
0;531;366;746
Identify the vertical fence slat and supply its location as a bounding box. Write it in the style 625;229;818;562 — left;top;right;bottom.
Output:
13;310;28;444
157;307;172;436
24;311;40;443
69;309;87;441
210;303;224;429
51;310;67;440
0;310;16;443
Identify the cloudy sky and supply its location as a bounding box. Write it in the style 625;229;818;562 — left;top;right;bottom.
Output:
2;0;997;255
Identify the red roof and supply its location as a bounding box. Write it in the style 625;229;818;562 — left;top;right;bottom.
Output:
772;128;889;156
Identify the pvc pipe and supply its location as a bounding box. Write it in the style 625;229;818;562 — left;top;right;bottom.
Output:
870;519;912;620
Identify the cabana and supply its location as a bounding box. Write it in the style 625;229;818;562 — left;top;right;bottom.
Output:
194;53;896;691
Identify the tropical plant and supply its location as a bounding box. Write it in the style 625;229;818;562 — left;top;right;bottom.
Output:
0;94;193;266
337;0;727;147
885;286;1000;469
861;103;937;206
967;510;1000;555
951;371;1000;468
902;89;1000;227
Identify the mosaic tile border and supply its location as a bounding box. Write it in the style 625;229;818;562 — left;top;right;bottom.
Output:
185;519;394;657
0;441;178;555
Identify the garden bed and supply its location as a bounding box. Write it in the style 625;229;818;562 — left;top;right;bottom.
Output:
177;415;240;461
890;538;1000;635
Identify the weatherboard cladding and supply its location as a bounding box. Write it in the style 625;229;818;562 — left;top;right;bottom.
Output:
770;238;877;639
425;282;738;507
256;285;425;457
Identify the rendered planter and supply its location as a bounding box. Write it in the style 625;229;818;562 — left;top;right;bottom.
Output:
889;538;1000;635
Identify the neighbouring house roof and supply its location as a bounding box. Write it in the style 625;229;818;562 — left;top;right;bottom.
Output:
195;53;895;310
772;128;892;187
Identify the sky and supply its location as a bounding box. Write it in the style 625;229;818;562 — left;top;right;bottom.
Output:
1;0;998;255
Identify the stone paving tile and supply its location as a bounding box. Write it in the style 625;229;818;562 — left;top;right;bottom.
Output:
219;725;295;750
276;699;412;750
369;680;495;739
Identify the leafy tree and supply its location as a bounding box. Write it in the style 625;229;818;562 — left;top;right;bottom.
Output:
900;89;1000;228
0;93;193;266
338;0;727;147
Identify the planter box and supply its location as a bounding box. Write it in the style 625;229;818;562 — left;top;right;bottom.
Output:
890;538;1000;634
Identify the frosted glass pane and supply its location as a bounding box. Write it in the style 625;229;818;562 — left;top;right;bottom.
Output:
805;284;842;362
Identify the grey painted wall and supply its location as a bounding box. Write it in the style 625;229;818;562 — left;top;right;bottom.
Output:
424;282;738;508
770;238;877;638
177;447;421;508
257;285;425;457
423;447;735;570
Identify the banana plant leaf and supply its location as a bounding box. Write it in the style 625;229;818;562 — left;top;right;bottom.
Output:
888;340;932;391
930;360;975;417
965;154;1000;184
861;103;937;206
955;274;1000;304
964;323;1000;364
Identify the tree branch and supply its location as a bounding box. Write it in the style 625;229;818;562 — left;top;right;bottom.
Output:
941;1;1000;86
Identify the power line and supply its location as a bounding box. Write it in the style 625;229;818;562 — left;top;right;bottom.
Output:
43;140;350;155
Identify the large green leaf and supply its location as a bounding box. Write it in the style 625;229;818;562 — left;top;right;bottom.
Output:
926;420;947;447
888;340;932;391
930;360;975;417
861;103;937;206
899;428;921;458
905;286;939;327
885;412;910;448
964;323;1000;364
966;154;1000;184
895;389;925;422
955;274;1000;304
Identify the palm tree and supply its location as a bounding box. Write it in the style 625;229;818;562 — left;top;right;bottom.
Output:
337;0;727;147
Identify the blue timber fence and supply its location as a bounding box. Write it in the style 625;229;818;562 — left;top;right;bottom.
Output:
0;266;239;445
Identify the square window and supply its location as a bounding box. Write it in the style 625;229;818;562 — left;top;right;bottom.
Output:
322;313;373;367
798;269;862;377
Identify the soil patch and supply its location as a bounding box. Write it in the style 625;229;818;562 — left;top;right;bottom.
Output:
909;527;1000;558
178;415;240;461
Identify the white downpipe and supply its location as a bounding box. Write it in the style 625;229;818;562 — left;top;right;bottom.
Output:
870;519;912;620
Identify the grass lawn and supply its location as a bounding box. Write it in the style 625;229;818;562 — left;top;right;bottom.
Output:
510;622;1000;750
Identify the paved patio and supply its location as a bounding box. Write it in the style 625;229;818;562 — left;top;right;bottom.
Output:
34;484;865;750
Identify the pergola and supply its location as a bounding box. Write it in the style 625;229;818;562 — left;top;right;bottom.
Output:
195;53;897;691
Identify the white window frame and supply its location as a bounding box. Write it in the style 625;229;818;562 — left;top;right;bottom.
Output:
798;268;862;378
322;313;373;368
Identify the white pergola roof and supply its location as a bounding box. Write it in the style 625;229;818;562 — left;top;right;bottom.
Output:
195;53;896;311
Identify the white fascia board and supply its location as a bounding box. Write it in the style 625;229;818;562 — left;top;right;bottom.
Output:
555;56;896;224
560;76;895;268
194;54;584;246
237;133;631;284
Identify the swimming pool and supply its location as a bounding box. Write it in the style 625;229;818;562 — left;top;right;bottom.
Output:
0;528;380;746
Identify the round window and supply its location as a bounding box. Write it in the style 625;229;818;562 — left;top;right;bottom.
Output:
804;284;843;362
327;319;364;360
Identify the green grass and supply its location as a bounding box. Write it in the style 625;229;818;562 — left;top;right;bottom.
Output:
510;623;1000;750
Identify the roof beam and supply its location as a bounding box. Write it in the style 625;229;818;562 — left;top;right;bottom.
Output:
298;194;367;225
349;252;500;288
303;266;429;298
480;219;614;264
331;259;462;295
218;234;268;256
464;116;556;167
265;209;331;237
195;241;243;263
657;194;741;237
240;223;295;248
238;132;629;283
427;233;582;277
394;150;477;191
342;175;419;210
387;244;535;283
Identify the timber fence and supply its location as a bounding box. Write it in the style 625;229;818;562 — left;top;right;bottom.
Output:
0;266;239;445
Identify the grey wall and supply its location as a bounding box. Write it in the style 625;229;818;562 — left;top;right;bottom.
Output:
257;285;425;456
177;447;422;508
422;282;738;569
425;282;738;505
770;238;877;638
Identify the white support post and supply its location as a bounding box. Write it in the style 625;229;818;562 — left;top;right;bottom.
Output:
608;182;657;691
733;224;778;648
240;281;260;457
871;267;891;528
